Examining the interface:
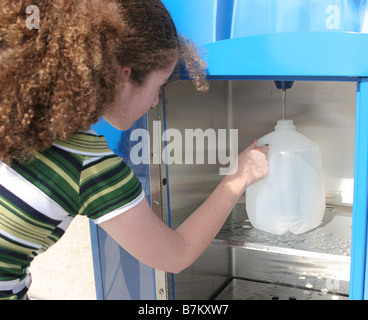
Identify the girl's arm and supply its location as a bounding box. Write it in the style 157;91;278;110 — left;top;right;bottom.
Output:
100;140;269;274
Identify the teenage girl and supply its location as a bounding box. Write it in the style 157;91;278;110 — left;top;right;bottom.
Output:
0;0;268;299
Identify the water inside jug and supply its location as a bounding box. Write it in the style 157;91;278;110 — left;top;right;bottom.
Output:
246;120;326;235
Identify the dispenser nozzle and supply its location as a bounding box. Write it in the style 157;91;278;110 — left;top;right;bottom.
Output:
274;81;294;120
274;81;294;91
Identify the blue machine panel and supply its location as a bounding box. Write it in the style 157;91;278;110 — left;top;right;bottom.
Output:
163;0;368;46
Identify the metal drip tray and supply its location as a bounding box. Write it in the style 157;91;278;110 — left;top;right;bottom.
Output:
211;202;352;298
215;202;352;258
215;279;348;300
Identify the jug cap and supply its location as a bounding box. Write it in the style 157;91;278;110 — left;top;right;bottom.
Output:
275;119;296;130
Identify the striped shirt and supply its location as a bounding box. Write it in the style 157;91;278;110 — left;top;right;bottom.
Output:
0;132;144;299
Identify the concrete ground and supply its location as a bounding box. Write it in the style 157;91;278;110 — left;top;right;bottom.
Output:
28;215;97;300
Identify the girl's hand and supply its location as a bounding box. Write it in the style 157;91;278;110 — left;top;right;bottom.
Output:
224;139;269;193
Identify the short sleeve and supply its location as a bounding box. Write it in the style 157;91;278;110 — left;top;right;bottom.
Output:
78;155;144;224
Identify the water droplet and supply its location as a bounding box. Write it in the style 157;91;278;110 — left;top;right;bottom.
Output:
305;283;313;289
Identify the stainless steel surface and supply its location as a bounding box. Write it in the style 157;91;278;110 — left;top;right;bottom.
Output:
154;80;356;300
214;203;351;296
215;279;348;300
216;203;352;258
170;244;232;300
148;105;169;300
164;80;356;226
148;105;164;220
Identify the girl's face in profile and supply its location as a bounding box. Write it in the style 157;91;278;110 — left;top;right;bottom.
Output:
103;60;177;131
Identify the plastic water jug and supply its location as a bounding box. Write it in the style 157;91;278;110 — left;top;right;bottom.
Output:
246;120;326;235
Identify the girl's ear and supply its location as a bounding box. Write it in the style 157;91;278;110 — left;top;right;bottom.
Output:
120;66;132;82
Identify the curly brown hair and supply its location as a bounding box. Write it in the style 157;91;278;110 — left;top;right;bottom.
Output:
0;0;208;163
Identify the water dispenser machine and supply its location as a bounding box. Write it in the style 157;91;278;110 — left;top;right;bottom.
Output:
90;0;368;300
